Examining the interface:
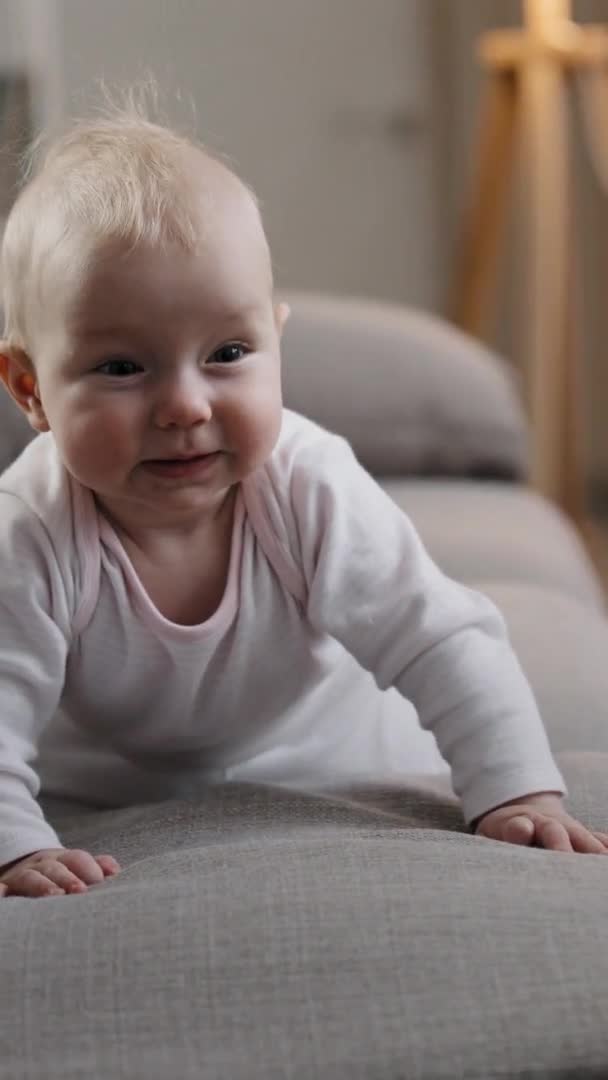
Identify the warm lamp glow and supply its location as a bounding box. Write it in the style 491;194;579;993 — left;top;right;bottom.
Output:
524;0;572;31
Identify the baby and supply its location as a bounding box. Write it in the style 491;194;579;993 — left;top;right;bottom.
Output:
0;106;606;899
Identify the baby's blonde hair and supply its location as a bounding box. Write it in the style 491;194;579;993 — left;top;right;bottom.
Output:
1;94;258;351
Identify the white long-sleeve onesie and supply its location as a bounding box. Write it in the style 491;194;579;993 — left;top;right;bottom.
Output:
0;408;565;866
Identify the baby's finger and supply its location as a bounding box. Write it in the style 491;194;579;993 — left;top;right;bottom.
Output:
502;815;535;846
95;855;121;877
12;868;65;898
569;825;608;855
0;882;8;898
58;849;105;885
535;818;573;852
35;859;88;894
592;831;608;849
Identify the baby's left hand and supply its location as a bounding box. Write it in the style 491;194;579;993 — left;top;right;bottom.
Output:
475;792;608;854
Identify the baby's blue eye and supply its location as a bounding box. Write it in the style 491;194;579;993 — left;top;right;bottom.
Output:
97;358;141;377
209;343;248;365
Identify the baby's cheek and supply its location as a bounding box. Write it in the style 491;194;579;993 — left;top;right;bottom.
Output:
60;409;133;481
242;385;282;463
238;418;279;475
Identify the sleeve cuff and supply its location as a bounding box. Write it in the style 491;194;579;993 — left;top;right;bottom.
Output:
460;764;568;826
0;823;63;871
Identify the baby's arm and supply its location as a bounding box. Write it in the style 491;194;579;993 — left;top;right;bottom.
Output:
291;435;604;849
0;496;119;895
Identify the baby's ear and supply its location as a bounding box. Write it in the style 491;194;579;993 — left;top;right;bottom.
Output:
274;301;290;337
0;343;50;432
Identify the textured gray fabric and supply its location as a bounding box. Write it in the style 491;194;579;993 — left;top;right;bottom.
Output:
384;479;605;612
0;761;605;1080
281;291;529;480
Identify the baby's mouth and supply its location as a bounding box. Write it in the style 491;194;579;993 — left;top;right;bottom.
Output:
142;452;221;478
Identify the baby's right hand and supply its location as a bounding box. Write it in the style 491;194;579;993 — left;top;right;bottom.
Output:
0;847;120;898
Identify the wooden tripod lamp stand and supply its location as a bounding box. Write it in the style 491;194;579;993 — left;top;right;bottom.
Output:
451;0;608;520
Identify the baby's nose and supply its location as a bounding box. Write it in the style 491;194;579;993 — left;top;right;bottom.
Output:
153;374;213;429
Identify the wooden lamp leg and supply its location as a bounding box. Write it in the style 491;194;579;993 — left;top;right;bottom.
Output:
520;50;577;512
559;210;586;522
450;69;519;340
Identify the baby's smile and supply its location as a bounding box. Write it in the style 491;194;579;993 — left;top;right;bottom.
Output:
140;450;222;480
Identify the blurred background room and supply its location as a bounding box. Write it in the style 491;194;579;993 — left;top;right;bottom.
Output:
2;0;608;571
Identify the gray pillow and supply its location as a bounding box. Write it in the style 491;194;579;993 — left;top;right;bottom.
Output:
280;291;529;479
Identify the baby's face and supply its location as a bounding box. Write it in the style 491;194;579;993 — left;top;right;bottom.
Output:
30;187;286;529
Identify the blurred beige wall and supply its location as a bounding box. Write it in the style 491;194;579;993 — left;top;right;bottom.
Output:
55;0;443;310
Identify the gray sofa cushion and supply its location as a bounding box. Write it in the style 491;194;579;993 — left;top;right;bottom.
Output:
1;763;606;1080
385;479;605;612
482;582;608;755
0;388;33;473
281;291;529;480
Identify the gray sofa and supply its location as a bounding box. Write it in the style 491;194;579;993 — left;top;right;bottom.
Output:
2;293;608;1080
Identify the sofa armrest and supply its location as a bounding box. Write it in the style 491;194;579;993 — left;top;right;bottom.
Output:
280;291;528;480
